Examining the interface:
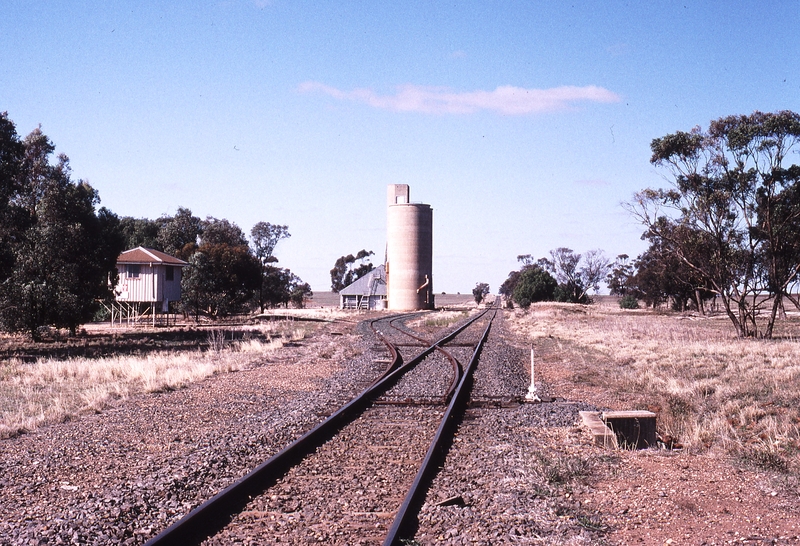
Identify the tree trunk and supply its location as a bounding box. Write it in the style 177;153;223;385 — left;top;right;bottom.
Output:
719;295;747;338
694;289;705;316
764;293;782;339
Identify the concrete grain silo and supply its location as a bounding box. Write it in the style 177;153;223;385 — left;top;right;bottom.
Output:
386;184;434;310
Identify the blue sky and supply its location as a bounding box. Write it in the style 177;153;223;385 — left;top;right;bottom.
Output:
2;1;799;293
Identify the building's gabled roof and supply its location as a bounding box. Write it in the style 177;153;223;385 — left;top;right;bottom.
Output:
340;264;387;296
116;247;188;266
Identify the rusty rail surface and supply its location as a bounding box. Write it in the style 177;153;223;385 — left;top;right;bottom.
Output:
145;309;491;546
383;304;497;545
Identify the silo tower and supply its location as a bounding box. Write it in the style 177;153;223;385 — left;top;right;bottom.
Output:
386;184;434;310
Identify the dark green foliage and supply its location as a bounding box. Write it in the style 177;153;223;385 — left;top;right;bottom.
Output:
181;242;261;318
261;266;295;308
119;216;161;250
627;229;716;311
0;113;310;332
157;207;202;260
289;279;313;308
606;254;634;297
498;269;522;299
201;217;248;247
472;282;490;304
179;218;306;315
553;281;589;304
512;266;557;309
0;122;124;339
542;248;609;303
250;222;290;265
180;217;258;318
330;249;375;292
0;113;25;282
260;265;312;308
504;249;608;308
619;295;639;309
250;222;291;312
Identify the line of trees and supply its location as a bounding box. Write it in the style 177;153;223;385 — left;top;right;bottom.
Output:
499;248;610;309
0;114;124;339
501;112;800;341
0;112;310;339
122;212;311;319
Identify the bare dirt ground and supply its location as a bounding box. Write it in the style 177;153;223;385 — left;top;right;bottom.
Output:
526;302;800;545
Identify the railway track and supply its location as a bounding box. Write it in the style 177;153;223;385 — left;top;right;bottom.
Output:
145;305;497;545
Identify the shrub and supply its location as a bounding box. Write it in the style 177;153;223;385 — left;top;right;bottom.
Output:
619;295;639;309
554;281;589;304
512;266;557;308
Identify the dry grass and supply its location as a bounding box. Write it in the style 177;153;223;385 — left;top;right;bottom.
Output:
0;323;305;439
507;302;800;471
412;310;471;328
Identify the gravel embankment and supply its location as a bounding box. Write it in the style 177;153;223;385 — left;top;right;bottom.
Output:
415;310;605;545
0;310;610;545
0;321;383;545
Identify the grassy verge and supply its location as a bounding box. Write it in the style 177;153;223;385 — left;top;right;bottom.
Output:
0;323;307;439
507;302;800;471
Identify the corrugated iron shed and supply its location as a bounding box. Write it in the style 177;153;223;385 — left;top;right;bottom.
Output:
340;265;387;310
340;265;387;296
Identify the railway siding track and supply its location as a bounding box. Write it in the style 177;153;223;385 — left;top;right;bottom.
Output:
1;304;614;545
146;308;496;545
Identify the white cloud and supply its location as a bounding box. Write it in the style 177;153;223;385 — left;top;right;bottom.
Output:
298;82;621;115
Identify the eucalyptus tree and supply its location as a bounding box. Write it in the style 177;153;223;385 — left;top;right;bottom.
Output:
250;222;291;312
538;248;610;303
330;249;375;293
180;217;261;318
156;207;202;260
627;110;800;337
472;282;490;304
118;216;161;250
0;121;123;338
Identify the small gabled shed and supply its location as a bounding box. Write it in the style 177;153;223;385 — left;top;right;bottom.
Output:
115;247;188;313
340;265;387;310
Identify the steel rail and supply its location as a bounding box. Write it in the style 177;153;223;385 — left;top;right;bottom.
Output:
384;313;472;402
367;313;419;388
144;309;490;546
383;306;497;546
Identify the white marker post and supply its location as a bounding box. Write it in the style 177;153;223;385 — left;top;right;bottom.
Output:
525;344;540;402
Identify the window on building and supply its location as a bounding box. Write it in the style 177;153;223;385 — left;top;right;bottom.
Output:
165;266;174;281
128;264;140;278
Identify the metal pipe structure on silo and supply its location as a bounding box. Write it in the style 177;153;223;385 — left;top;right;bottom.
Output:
386;184;434;310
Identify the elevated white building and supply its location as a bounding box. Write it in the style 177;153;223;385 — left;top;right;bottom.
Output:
110;247;187;325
